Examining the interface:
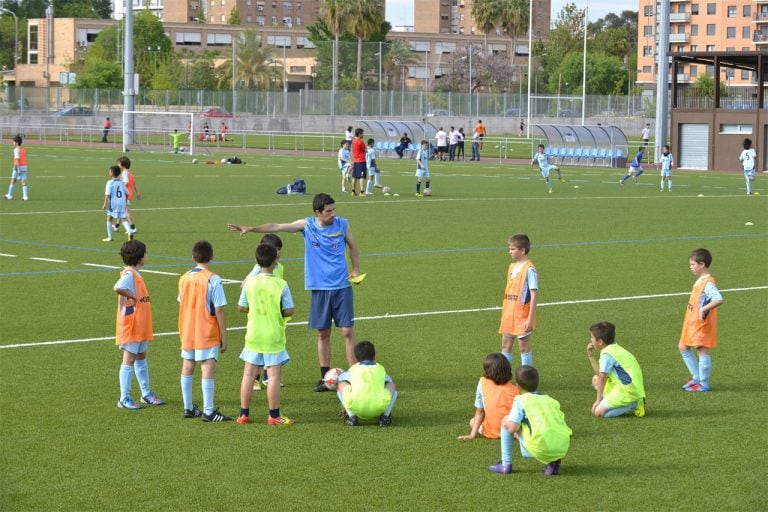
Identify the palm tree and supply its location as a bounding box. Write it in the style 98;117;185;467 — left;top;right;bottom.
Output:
321;0;353;100
346;0;383;85
500;0;530;86
216;30;277;90
383;39;419;91
471;0;502;53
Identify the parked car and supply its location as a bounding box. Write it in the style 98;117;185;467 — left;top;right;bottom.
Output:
200;107;233;118
425;109;454;117
558;109;578;117
54;105;94;116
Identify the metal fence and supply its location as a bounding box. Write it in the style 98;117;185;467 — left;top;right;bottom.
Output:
2;85;651;119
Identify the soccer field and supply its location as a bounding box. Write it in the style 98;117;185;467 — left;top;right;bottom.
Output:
1;145;767;511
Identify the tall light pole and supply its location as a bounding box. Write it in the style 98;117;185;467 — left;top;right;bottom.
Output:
468;44;473;119
581;0;588;125
378;41;382;117
0;7;18;66
526;0;533;137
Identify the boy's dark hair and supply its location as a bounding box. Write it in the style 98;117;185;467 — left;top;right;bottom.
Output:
367;138;374;145
13;135;22;145
590;321;616;345
515;365;539;393
340;140;348;148
192;240;213;263
689;248;713;267
120;240;146;266
116;156;131;169
347;126;353;131
637;146;644;152
354;340;376;362
109;165;121;178
312;193;335;213
421;139;428;145
509;233;531;254
538;143;545;150
743;138;752;149
260;233;283;249
354;128;364;137
256;242;278;268
483;353;512;385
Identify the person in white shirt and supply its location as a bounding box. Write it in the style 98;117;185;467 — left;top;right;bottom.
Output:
435;128;448;161
448;127;459;161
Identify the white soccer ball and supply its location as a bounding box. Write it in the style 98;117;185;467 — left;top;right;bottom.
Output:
323;368;344;390
221;158;227;164
382;186;391;194
192;158;198;164
422;188;432;196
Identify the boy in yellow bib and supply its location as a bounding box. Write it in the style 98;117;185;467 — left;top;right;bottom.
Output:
337;341;397;427
489;366;571;476
586;321;646;418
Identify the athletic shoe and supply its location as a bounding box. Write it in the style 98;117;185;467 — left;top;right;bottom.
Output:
548;189;553;194
4;194;11;200
117;397;143;410
559;177;565;182
365;192;373;196
488;461;512;475
544;459;561;476
102;238;113;242
268;415;295;426
128;231;134;241
682;378;700;391
684;382;709;393
351;191;357;196
313;379;330;392
112;224;119;232
345;415;359;427
378;414;391;427
634;399;645;418
415;193;422;197
202;409;232;422
140;392;165;405
619;179;624;185
374;185;383;189
237;415;250;424
341;188;347;193
183;405;203;418
261;377;284;388
252;379;262;391
22;197;28;201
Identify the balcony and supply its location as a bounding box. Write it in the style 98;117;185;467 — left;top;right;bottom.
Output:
755;11;768;22
676;73;689;82
670;13;690;23
669;32;690;43
754;31;768;43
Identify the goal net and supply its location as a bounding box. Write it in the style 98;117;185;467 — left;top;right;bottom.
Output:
122;111;196;155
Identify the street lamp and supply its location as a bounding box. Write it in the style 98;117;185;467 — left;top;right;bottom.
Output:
0;7;18;66
147;45;161;69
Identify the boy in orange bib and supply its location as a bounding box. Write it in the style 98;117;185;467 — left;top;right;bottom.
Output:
499;234;538;367
679;248;723;392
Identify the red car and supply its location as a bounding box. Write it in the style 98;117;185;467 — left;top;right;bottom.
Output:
200;107;233;118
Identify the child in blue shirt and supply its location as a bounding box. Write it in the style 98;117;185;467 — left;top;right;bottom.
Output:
620;147;644;185
338;140;351;193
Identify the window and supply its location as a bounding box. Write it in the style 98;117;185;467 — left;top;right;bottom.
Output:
296;16;301;25
220;0;224;5
678;4;686;13
257;1;264;10
643;5;653;16
690;65;697;77
743;26;750;39
706;45;715;52
220;14;225;22
246;15;251;22
741;69;750;80
441;14;449;20
706;3;715;15
706;24;715;36
706;65;714;75
297;2;301;9
719;124;752;134
644;25;653;37
176;31;202;46
642;65;652;73
289;66;306;73
744;5;751;17
296;36;314;48
256;16;265;25
283;1;292;8
691;24;698;36
690;45;697;52
271;15;277;26
727;27;736;38
691;4;699;15
643;46;653;56
207;33;232;46
266;35;290;47
29;25;38;51
677;45;685;52
727;6;736;18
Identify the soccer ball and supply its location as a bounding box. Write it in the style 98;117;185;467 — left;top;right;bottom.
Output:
382;186;391;194
192;158;198;164
323;368;344;390
221;158;227;164
422;188;432;196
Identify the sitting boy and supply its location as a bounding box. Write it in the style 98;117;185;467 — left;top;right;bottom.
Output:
336;341;397;427
586;321;646;418
489;365;571;476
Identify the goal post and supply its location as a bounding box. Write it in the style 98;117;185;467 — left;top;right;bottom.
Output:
122;111;196;155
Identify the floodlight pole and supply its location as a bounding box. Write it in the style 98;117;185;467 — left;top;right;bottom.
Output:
654;0;671;162
526;0;533;137
581;0;588;126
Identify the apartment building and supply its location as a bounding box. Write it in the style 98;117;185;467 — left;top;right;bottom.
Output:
412;0;550;40
205;0;321;27
637;0;768;89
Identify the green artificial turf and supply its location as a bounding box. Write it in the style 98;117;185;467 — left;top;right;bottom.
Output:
1;145;767;511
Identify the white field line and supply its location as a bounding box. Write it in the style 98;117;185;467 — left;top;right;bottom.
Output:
29;257;67;263
0;253;17;257
1;285;765;350
82;263;121;269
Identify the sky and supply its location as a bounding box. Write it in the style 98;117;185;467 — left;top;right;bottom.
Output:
385;0;637;28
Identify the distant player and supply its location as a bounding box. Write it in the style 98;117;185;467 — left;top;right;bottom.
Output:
657;145;674;191
620;147;644;185
364;138;382;195
337;140;351;193
170;129;184;154
415;140;431;196
532;144;563;194
739;138;757;195
5;135;28;201
116;156;140;235
102;165;132;242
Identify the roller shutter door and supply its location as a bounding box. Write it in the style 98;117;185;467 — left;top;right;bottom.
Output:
679;124;709;170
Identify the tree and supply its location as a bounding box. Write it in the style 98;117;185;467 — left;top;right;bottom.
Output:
228;6;241;25
216;30;277;90
321;0;353;94
471;0;502;52
345;0;383;85
58;2;98;17
74;59;121;89
382;39;418;91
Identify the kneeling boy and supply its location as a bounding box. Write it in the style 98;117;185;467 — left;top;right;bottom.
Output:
337;341;397;427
